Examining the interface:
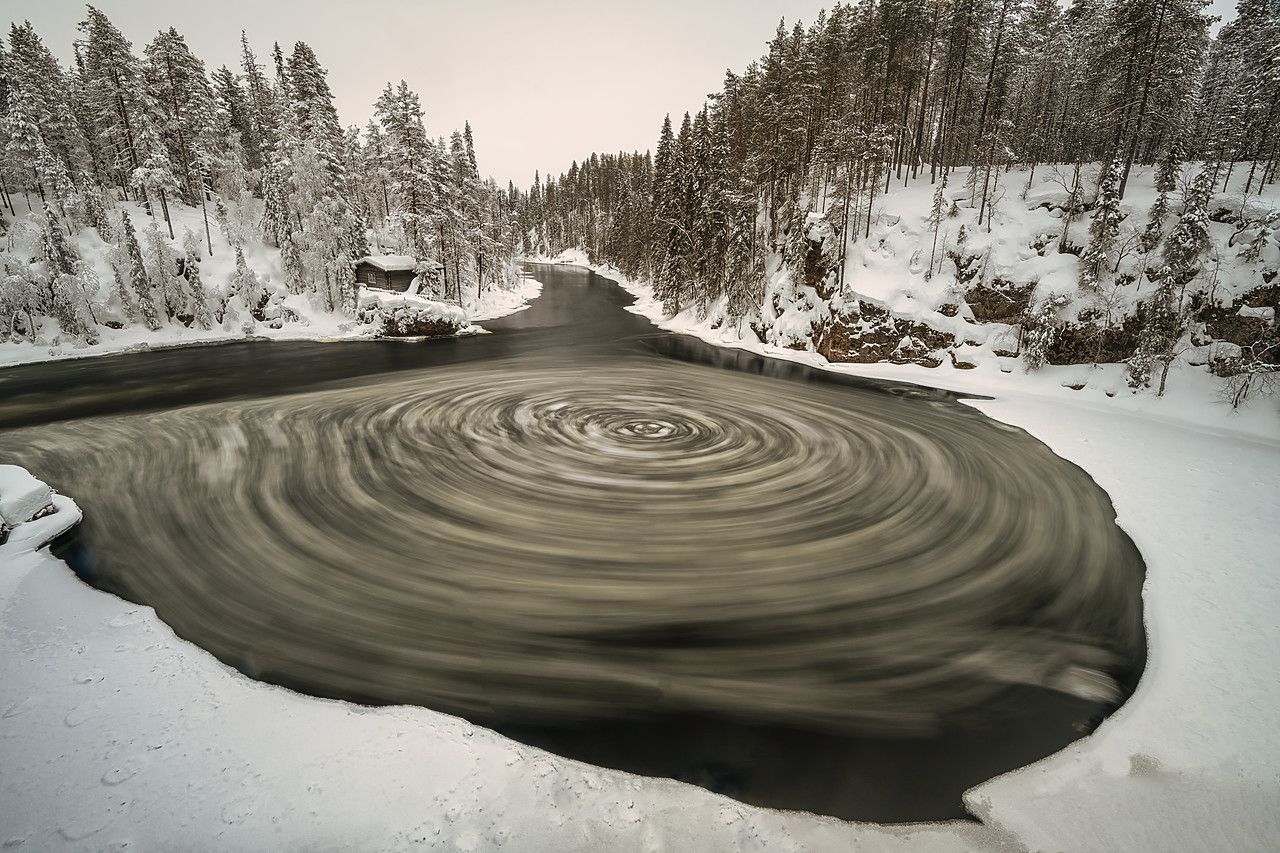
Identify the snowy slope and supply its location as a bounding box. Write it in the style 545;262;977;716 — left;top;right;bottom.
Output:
622;163;1279;414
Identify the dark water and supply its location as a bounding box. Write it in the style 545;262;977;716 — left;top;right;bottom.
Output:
0;264;1145;823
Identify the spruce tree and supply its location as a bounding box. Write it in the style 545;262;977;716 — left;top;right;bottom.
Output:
1080;160;1124;290
120;211;161;330
181;229;214;329
76;7;156;212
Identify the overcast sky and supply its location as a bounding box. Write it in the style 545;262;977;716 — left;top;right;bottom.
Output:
10;0;1239;189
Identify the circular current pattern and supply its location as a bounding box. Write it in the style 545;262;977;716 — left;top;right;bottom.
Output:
1;357;1143;736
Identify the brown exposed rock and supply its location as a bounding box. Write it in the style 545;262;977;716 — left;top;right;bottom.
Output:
381;315;464;338
815;300;954;367
1047;316;1143;365
965;281;1035;323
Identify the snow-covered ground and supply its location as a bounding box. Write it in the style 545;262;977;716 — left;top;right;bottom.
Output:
0;200;541;368
1;252;1277;849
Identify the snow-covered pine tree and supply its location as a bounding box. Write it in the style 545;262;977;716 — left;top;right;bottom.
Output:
37;207;99;344
181;229;214;330
143;28;215;207
142;216;186;320
1141;149;1179;253
3;23;90;211
1079;160;1124;290
238;33;278;178
119;211;161;330
229;244;264;322
1022;292;1071;370
1128;169;1213;392
927;173;949;278
76;7;156;214
1161;168;1214;285
373;80;435;259
650;114;677;310
105;216;137;323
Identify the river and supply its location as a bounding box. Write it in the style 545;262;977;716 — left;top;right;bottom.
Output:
0;263;1145;822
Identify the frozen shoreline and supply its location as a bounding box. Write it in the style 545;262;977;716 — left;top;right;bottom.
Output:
1;262;1277;851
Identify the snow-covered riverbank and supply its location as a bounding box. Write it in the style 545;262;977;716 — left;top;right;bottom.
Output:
0;200;542;370
2;262;1277;851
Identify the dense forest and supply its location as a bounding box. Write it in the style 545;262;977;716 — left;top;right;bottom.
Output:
512;0;1279;397
0;6;521;344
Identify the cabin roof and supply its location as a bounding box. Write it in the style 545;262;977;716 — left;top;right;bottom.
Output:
357;255;417;272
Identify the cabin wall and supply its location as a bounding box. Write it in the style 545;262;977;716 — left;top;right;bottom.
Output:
354;264;415;293
387;270;415;292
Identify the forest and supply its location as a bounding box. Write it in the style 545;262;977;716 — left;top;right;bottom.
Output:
0;6;522;346
511;0;1279;399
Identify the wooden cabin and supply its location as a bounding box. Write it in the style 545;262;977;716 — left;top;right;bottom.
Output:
354;255;418;292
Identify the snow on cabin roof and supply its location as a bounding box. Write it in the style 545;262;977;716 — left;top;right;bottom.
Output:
358;255;418;272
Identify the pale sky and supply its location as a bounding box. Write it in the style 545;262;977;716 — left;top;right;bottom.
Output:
9;0;1240;189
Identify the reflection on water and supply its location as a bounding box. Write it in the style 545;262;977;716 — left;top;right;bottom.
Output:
0;264;1145;822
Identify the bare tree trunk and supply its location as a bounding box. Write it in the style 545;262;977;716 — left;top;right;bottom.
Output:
0;173;14;215
1058;161;1082;254
158;188;174;239
1119;4;1167;198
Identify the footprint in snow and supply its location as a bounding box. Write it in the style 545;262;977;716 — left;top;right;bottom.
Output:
101;762;140;786
3;696;39;719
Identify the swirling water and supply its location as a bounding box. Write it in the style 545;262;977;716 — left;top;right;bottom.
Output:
0;265;1144;821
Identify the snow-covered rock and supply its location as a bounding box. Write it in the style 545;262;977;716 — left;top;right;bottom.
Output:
357;289;471;337
0;464;53;527
0;465;79;552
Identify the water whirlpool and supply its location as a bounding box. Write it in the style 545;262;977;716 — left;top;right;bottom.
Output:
1;356;1143;737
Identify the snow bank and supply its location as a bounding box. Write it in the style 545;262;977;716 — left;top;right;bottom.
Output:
467;273;543;322
0;464;52;528
0;466;79;556
357;289;472;338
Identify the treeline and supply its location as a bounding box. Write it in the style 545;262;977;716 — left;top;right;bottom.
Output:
1;5;521;343
512;0;1279;318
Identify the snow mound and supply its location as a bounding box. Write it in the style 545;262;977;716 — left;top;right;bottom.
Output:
0;465;52;527
0;465;79;552
357;289;471;338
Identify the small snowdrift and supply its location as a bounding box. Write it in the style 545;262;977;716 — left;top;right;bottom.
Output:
0;465;80;555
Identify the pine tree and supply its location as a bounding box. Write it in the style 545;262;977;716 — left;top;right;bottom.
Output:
143;216;185;320
229;244;264;322
120;211;160;330
76;7;156;213
1080;160;1124;289
373;80;435;258
181;229;214;329
1161;168;1213;285
1141;149;1179;252
38;207;99;343
143;28;215;206
3;23;89;202
238;33;278;175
